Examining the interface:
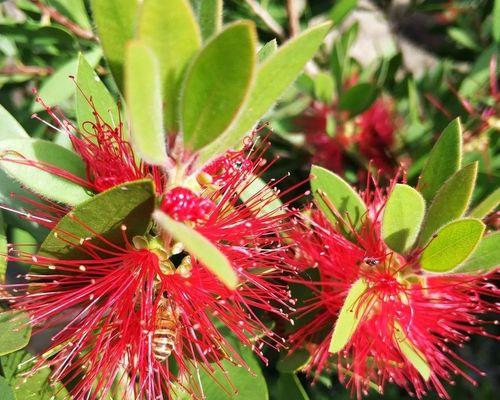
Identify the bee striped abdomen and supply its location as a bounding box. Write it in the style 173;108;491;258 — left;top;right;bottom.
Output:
153;301;179;362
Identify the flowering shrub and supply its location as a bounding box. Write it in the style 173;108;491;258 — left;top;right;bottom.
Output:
0;1;498;400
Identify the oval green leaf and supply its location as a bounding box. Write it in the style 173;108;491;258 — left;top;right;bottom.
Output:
0;138;92;206
193;345;268;400
382;184;425;254
76;53;119;132
0;376;15;400
257;39;278;62
13;364;69;400
419;162;477;246
197;0;223;40
0;212;6;281
125;41;168;165
469;187;500;219
277;349;311;373
417;118;462;203
196;22;331;166
455;232;500;273
0;103;28;139
139;0;201;131
420;219;485;273
239;175;284;217
39;179;155;259
90;0;138;91
311;165;367;232
393;322;430;381
338;82;378;116
153;210;237;289
273;373;310;400
0;349;32;381
330;0;358;26
0;171;48;241
314;72;335;105
0;311;32;356
180;21;257;150
329;278;368;354
31;48;102;112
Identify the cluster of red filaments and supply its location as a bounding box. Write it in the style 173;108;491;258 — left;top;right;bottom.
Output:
1;183;296;399
0;126;302;399
160;187;215;222
30;90;164;193
296;98;397;175
288;181;499;399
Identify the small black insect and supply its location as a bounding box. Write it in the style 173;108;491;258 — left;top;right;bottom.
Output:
363;257;380;266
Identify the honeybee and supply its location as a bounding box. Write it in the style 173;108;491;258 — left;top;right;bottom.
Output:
152;246;192;362
152;297;180;362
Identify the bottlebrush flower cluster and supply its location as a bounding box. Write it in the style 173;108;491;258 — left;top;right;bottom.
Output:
287;176;499;399
0;98;299;399
297;98;397;175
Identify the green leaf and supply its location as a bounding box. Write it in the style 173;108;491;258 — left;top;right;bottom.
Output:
90;0;138;91
310;165;367;231
469;188;500;219
460;46;497;97
181;21;257;150
338;82;378;116
197;0;222;40
330;0;358;26
39;179;155;259
494;0;500;42
258;39;278;62
417;118;462;203
0;104;28;139
139;0;201;131
272;373;309;400
0;138;92;206
329;278;368;354
194;346;268;400
0;376;15;400
393;322;430;381
0;311;31;356
50;0;91;29
448;27;480;50
76;54;119;132
419;162;478;246
125;41;168;165
314;72;335;105
197;22;331;166
455;232;500;273
382;184;425;254
0;349;32;381
0;212;6;282
407;78;421;123
0;171;48;241
239;176;284;217
13;365;69;400
153;211;237;289
420;219;485;273
277;349;311;373
331;22;359;93
31;48;102;112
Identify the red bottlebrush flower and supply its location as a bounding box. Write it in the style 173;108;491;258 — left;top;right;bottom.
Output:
288;181;499;399
1;140;300;399
199;148;254;189
296;101;349;174
356;99;396;174
1;204;295;398
160;187;215;222
25;92;165;194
